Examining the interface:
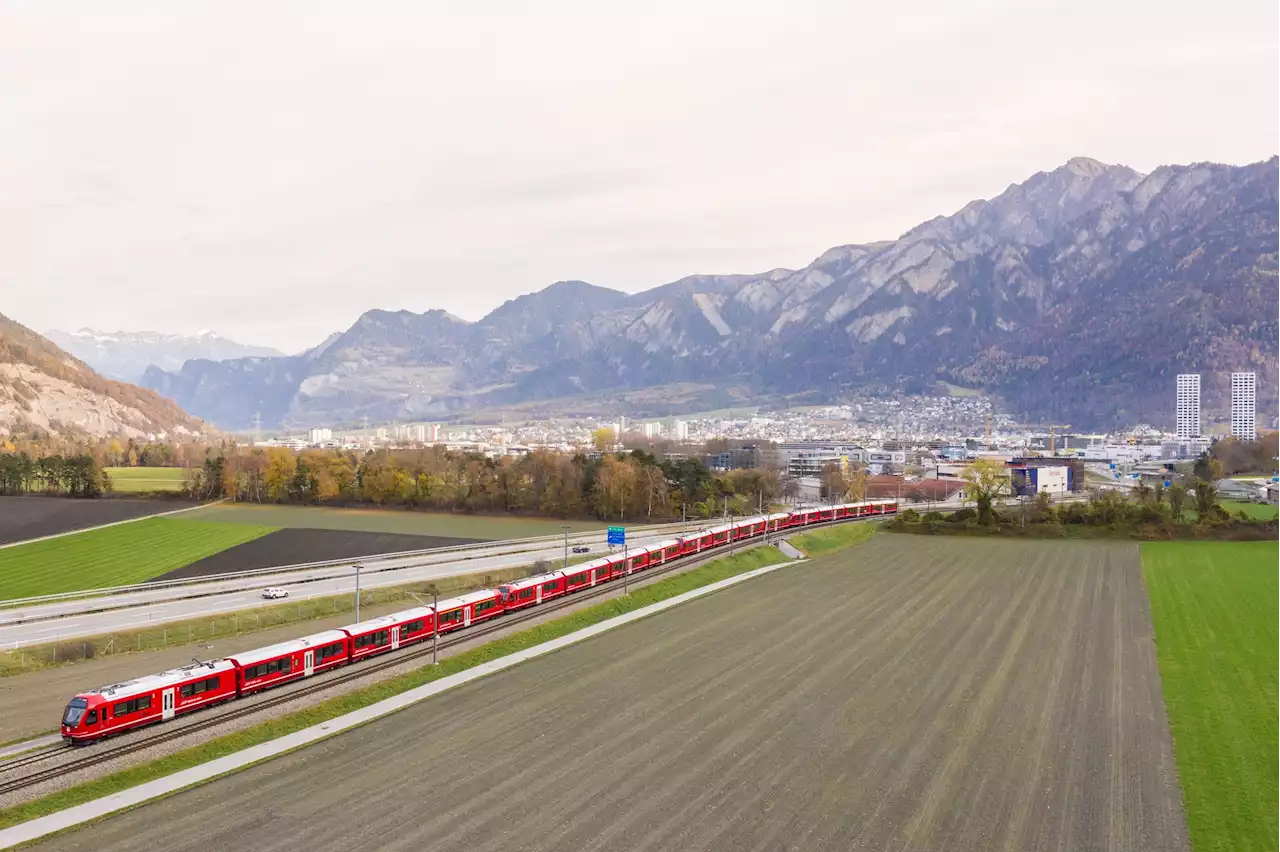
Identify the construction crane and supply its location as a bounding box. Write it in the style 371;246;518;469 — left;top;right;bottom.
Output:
1021;423;1072;456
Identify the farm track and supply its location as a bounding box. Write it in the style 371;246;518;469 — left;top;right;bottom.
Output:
27;535;1192;852
0;528;801;799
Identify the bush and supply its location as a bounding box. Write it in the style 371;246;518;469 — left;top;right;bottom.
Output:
899;508;921;523
922;511;944;522
950;507;977;523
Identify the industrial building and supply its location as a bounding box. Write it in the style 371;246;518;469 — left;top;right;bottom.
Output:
1008;457;1084;496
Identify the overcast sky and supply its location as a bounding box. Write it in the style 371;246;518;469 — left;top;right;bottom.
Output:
4;0;1277;353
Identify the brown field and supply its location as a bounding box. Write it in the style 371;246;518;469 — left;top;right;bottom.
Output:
0;496;199;545
32;536;1189;852
151;528;483;581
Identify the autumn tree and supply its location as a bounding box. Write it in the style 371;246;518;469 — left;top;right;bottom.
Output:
1166;483;1188;522
961;458;1010;525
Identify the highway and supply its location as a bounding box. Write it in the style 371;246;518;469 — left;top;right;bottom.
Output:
0;526;688;649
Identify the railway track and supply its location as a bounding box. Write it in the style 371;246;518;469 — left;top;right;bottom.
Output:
0;525;815;799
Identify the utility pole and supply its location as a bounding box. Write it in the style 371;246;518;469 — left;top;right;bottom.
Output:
354;563;362;623
562;525;569;571
430;584;439;665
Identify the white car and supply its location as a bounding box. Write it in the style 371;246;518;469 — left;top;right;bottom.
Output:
261;587;289;600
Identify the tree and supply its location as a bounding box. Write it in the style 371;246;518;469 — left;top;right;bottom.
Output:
1192;479;1218;522
961;458;1009;525
1166;483;1188;522
591;428;614;452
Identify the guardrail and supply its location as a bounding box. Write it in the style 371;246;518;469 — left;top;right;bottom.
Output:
0;520;692;611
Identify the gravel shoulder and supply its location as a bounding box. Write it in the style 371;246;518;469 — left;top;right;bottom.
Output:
26;536;1190;852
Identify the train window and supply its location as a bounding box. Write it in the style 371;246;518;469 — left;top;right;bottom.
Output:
318;642;344;661
519;588;535;600
571;572;588;584
594;566;609;580
475;600;496;614
181;681;201;698
439;610;462;624
62;698;88;726
404;619;425;633
112;697;150;716
544;580;560;590
86;709;98;725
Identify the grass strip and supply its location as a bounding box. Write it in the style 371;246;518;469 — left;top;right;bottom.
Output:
788;521;877;558
1141;541;1278;852
0;545;790;829
0;518;276;599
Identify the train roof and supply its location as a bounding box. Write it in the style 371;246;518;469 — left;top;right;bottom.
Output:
339;606;433;635
225;629;349;667
86;658;236;700
436;588;500;611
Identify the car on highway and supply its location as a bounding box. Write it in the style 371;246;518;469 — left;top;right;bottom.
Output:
572;545;591;554
261;587;290;600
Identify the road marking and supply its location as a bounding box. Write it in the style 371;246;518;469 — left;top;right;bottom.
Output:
0;555;805;849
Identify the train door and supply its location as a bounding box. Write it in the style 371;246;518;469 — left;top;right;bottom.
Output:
392;627;401;650
536;585;543;604
304;650;315;677
161;688;176;721
463;607;473;628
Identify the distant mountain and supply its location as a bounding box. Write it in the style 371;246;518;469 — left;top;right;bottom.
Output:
1;315;205;439
45;328;284;383
143;156;1279;431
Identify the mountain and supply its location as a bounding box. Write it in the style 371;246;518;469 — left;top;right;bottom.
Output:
45;328;285;384
143;156;1279;431
1;315;205;439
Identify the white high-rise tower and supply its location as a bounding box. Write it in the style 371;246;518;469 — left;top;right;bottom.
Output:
1230;372;1256;440
1175;374;1200;439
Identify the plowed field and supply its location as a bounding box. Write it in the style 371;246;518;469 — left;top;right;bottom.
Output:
31;536;1189;852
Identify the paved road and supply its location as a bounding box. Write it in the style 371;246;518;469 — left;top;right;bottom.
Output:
0;528;683;649
33;535;1188;852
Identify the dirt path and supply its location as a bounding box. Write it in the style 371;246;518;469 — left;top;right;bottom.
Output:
30;536;1190;852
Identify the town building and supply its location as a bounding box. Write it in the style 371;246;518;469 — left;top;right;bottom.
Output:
1175;374;1201;439
672;420;690;441
307;427;332;445
1230;372;1256;440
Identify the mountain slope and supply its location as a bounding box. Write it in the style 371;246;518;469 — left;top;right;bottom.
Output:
45;328;284;383
144;155;1279;431
1;315;204;439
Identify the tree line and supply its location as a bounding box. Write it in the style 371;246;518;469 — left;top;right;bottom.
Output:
0;452;109;497
185;445;787;521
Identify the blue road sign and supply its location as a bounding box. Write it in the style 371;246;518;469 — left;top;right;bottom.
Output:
1164;480;1171;488
607;526;626;546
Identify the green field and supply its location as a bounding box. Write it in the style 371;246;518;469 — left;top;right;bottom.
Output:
104;466;186;492
183;504;626;539
1141;541;1278;852
0;518;276;599
1220;500;1279;520
789;522;877;558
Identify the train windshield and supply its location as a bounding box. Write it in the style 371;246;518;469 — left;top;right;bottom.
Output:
62;698;88;726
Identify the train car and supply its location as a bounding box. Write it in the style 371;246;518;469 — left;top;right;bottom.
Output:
764;512;791;534
706;523;734;547
647;538;683;566
676;529;715;555
227;629;350;696
562;560;599;593
499;571;566;611
340;606;434;662
433;589;505;633
61;659;237;744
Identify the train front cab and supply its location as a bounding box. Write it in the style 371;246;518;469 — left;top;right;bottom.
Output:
61;660;237;743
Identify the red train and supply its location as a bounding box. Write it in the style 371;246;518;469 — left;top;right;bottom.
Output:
59;501;897;743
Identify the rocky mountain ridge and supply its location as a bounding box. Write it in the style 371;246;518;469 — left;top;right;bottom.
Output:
144;155;1279;431
46;328;285;384
1;315;206;439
